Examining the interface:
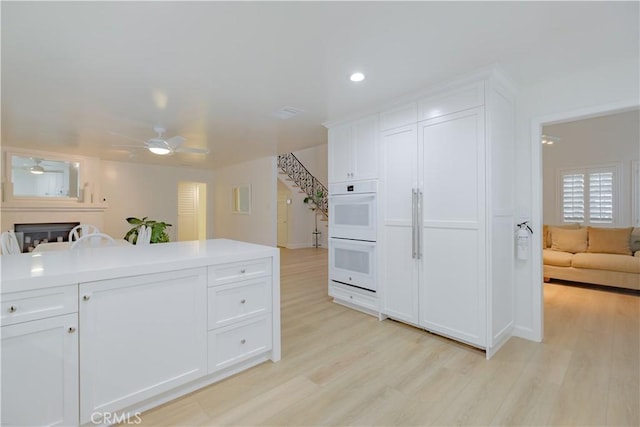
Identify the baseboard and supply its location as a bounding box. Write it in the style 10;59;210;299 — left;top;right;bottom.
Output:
512;325;541;342
284;243;311;249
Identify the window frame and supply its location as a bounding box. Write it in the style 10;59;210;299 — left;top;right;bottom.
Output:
556;163;622;226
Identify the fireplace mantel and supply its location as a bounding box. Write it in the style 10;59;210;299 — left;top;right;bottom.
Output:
1;201;109;213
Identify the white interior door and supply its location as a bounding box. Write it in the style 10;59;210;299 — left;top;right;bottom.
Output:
277;189;290;247
178;182;206;241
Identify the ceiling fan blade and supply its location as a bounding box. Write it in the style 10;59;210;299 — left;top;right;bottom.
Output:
165;135;186;148
174;146;210;154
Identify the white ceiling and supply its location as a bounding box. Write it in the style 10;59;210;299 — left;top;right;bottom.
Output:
2;1;638;169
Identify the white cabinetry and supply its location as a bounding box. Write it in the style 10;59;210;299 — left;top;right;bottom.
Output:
79;268;207;424
378;72;516;355
207;259;273;373
1;286;79;427
328;115;379;183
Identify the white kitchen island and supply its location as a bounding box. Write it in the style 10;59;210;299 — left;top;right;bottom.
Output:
0;239;280;426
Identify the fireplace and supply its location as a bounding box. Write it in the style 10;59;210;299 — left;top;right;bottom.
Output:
14;222;80;253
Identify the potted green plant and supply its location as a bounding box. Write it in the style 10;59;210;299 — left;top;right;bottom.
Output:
303;190;325;247
124;217;172;244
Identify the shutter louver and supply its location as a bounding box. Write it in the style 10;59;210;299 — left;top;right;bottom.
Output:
562;173;585;222
589;172;613;223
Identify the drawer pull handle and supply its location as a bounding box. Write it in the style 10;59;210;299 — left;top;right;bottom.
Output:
83;295;91;301
349;296;353;299
8;305;17;313
240;269;246;274
240;339;246;344
68;327;76;333
240;299;246;304
349;277;352;281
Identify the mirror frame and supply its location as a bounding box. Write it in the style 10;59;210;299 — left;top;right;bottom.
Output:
4;150;84;202
232;184;251;215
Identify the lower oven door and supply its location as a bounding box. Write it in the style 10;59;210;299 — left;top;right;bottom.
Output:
329;238;376;292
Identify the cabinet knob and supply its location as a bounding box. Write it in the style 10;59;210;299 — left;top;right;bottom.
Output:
240;269;246;274
348;277;352;281
240;339;246;344
8;305;17;313
82;295;91;301
240;299;246;304
68;326;76;333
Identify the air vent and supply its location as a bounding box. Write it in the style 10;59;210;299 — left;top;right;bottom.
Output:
272;106;304;120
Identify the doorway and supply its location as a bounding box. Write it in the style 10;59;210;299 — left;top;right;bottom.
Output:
177;181;207;241
531;100;639;341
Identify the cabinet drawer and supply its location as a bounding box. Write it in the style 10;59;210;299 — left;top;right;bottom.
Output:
208;316;272;373
329;282;378;312
208;277;271;329
208;258;271;286
418;82;484;121
1;285;77;326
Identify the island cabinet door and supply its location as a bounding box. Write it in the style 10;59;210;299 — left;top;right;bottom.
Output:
79;267;207;424
1;314;79;427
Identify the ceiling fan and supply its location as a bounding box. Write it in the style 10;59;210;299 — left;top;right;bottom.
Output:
21;158;63;175
111;126;209;156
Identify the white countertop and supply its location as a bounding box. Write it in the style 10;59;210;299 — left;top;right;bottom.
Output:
1;239;279;293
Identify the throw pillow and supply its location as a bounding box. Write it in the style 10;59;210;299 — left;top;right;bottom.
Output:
543;225;548;249
587;227;633;256
550;227;588;253
546;223;580;249
630;227;640;252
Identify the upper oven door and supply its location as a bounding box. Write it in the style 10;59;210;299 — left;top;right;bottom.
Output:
329;193;377;241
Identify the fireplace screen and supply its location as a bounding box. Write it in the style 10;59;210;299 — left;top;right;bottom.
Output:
14;222;80;253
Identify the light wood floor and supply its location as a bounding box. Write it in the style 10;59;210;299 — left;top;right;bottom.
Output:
137;248;639;426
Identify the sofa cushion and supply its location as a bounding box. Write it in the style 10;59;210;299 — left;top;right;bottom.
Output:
551;227;587;253
587;227;633;256
543;249;573;267
572;252;640;274
545;224;580;249
636;251;640;257
630;227;640;252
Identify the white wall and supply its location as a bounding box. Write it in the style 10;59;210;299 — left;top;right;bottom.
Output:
276;143;329;248
213;156;277;246
100;160;215;242
513;57;640;340
291;144;328;187
542;110;639;226
277;177;328;249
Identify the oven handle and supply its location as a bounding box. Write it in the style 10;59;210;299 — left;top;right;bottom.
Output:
411;188;417;259
328;194;376;202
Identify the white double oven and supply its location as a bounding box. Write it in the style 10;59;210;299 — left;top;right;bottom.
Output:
328;180;377;293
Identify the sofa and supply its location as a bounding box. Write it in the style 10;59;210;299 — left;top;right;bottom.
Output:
543;225;640;291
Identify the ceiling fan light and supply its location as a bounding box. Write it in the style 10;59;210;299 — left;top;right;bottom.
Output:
148;146;171;155
30;165;45;174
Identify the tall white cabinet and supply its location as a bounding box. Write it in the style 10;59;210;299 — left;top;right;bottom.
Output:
321;69;520;355
379;73;516;355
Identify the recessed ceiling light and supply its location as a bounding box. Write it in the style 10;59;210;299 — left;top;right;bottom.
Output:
350;72;365;82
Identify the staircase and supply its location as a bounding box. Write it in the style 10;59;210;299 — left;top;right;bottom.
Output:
277;153;328;218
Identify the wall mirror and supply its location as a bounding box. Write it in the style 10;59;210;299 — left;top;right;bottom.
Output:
10;155;81;199
232;185;251;214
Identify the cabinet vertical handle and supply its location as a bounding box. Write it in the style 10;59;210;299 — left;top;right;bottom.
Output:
8;305;17;313
417;190;423;260
411;189;417;259
68;326;76;333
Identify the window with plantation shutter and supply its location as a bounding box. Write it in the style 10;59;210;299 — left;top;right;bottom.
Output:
589;172;613;223
562;173;584;222
558;164;619;226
